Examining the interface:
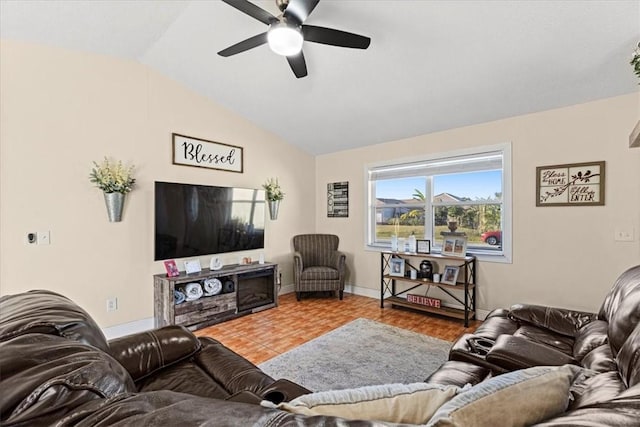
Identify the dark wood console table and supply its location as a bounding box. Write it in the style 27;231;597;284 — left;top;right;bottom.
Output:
154;262;277;331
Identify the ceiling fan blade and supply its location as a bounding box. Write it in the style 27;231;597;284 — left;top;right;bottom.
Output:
302;25;371;49
217;32;268;57
221;0;277;25
286;52;308;78
283;0;320;24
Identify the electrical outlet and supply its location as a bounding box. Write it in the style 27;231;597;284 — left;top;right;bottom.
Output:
106;297;118;312
614;228;634;242
37;231;50;245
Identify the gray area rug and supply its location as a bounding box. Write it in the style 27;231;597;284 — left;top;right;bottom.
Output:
258;318;451;391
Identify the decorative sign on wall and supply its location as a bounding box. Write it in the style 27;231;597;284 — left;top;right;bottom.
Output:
327;181;349;217
536;161;605;206
172;133;243;173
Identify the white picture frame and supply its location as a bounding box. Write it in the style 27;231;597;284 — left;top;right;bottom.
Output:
441;265;460;285
389;258;405;277
442;236;467;258
184;259;202;274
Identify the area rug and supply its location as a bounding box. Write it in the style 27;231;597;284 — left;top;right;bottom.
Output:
258;318;451;391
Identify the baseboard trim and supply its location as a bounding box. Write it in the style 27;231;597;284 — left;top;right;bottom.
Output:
102;317;155;340
103;284;489;338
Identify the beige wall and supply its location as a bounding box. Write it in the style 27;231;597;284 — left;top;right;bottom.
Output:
0;41;316;328
2;40;638;330
316;93;640;313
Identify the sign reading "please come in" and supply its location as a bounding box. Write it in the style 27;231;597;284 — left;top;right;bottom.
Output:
172;133;243;173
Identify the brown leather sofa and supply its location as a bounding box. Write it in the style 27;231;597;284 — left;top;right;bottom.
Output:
427;264;640;426
0;290;336;426
2;264;639;426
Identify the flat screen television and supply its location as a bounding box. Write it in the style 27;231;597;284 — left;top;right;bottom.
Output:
154;181;265;261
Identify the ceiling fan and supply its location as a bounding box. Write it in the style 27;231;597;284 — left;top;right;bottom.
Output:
218;0;371;78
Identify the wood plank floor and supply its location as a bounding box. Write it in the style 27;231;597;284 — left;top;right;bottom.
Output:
195;292;480;365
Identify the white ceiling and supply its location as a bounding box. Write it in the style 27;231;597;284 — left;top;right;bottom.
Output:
1;0;639;155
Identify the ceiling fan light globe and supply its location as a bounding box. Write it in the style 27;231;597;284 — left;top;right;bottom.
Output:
267;25;303;56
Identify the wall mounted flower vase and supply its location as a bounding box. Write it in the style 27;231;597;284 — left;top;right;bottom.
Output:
104;192;125;222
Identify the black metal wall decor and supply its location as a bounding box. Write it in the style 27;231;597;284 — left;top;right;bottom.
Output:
327;181;349;217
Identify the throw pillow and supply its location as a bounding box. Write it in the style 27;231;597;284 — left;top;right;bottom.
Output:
272;382;461;424
426;364;583;427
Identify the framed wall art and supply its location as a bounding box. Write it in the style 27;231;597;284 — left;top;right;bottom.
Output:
536;161;605;206
327;181;349;217
172;133;243;173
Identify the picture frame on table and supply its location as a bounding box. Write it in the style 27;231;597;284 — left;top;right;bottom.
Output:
163;260;180;277
389;258;405;277
416;239;431;254
441;265;460;285
442;236;467;258
184;259;202;275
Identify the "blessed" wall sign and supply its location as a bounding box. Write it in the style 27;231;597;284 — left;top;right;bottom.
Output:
172;133;243;173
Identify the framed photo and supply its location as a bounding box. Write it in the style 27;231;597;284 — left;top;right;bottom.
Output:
389;258;405;277
536;161;605;206
163;260;180;277
184;259;202;275
442;236;467;258
441;265;460;285
417;239;431;254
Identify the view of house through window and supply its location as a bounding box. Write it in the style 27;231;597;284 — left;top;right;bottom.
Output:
368;146;509;258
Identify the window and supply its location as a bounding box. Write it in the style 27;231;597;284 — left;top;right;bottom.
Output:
366;144;511;262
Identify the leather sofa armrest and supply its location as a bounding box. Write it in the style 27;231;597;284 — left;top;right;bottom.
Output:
108;325;201;381
509;303;597;337
485;334;578;372
260;378;312;403
226;390;264;405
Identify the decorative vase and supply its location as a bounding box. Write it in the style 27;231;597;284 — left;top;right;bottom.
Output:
103;192;125;222
447;221;458;232
390;235;398;252
268;200;280;220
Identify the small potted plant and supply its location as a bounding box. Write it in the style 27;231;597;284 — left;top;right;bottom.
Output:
90;157;135;222
263;177;284;220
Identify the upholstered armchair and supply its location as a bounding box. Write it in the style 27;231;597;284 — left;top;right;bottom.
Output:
292;234;346;301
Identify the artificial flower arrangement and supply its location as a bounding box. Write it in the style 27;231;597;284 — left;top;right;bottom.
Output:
632;42;640;82
263;177;284;201
89;157;136;194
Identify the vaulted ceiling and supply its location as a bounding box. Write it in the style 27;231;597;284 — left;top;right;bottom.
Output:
1;0;638;155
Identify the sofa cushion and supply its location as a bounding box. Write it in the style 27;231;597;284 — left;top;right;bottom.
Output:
0;333;135;425
568;371;625;410
580;343;617;373
615;321;640;387
300;266;339;281
573;320;609;361
427;365;582;427
0;290;109;352
598;264;640;356
274;382;461;424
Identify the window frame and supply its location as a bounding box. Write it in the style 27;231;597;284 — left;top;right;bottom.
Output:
365;143;512;264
